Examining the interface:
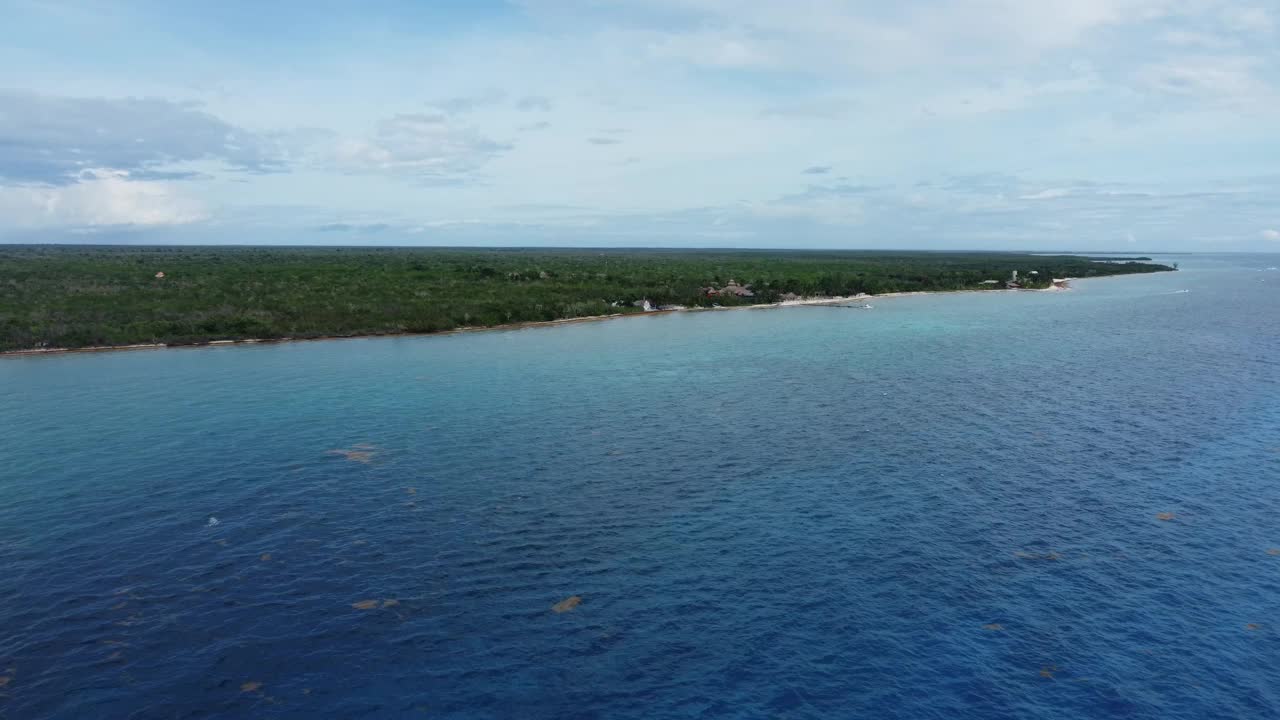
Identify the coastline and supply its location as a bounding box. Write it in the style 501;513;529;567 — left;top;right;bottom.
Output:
0;280;1074;358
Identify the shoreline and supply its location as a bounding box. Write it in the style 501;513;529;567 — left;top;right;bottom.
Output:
1;280;1075;358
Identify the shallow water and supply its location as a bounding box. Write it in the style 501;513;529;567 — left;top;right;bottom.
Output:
1;254;1278;719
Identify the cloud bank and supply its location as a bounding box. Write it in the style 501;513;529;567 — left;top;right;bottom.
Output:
0;1;1276;247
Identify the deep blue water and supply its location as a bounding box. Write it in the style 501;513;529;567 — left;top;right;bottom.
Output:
2;254;1279;719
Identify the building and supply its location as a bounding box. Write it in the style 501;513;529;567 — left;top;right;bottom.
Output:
703;282;756;298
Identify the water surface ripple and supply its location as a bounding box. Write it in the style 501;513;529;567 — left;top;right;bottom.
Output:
1;254;1278;718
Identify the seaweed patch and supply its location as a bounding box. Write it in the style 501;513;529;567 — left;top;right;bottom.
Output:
1015;551;1061;561
327;448;375;464
552;595;583;613
352;598;401;611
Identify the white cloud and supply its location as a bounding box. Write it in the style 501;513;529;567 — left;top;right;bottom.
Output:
520;0;1189;72
645;30;773;68
1135;56;1273;105
0;90;283;184
1161;29;1233;48
1261;229;1280;241
5;1;1280;249
332;114;510;180
0;170;207;228
1019;188;1073;200
431;89;507;114
515;95;553;112
1222;6;1273;33
921;73;1099;117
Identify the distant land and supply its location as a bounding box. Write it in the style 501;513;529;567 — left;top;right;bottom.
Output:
0;246;1175;353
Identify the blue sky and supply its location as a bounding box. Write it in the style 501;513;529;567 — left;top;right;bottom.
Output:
1;0;1277;250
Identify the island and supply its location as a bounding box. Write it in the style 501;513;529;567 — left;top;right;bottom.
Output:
0;246;1175;353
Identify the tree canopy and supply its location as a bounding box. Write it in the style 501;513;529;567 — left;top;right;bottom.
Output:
0;246;1174;351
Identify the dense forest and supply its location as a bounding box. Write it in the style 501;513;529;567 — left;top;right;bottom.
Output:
0;246;1174;351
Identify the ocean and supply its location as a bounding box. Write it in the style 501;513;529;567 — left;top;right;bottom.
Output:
1;253;1277;719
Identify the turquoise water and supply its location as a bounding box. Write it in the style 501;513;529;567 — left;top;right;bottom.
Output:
1;254;1278;718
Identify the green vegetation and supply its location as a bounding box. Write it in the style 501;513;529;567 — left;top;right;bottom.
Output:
0;245;1174;351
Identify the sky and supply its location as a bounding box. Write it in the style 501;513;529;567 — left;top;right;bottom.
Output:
1;0;1278;251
